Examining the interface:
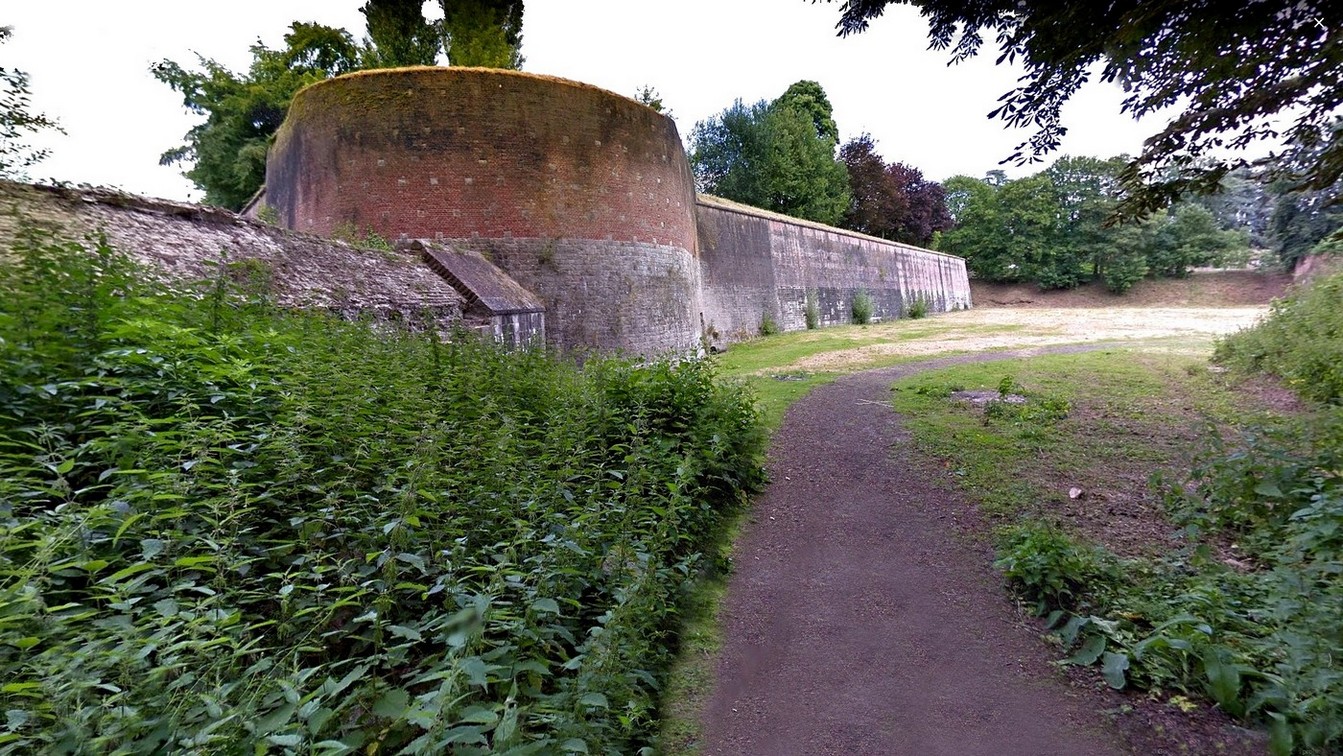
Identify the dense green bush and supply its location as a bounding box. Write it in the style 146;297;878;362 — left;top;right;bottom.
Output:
1215;270;1343;404
804;290;819;331
850;290;874;325
758;310;781;336
905;295;929;320
0;227;766;753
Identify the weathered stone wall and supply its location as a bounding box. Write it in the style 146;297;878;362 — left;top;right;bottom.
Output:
695;195;972;342
0;182;466;328
448;237;703;355
265;67;703;355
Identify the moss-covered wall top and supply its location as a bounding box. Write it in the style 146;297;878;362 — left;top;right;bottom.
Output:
266;67;698;253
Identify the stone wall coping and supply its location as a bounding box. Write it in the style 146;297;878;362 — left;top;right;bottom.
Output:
695;193;967;263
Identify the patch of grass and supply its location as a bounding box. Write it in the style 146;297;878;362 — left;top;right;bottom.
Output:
891;347;1342;751
713;317;1023;378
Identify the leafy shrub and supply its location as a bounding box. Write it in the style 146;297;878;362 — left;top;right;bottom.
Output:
759;310;781;336
1102;252;1149;294
995;522;1118;615
1215;269;1343;403
850;289;874;325
804;290;819;330
0;227;767;753
906;295;929;319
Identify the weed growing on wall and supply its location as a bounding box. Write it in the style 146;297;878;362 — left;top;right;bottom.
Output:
759;310;781;336
851;289;874;325
0;226;767;753
804;290;820;330
906;295;930;320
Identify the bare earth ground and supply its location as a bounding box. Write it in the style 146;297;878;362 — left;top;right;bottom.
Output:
784;306;1265;373
699;275;1286;755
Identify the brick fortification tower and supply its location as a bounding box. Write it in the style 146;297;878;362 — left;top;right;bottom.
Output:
265;67;702;355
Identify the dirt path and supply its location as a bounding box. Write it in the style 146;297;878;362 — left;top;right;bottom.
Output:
701;347;1123;756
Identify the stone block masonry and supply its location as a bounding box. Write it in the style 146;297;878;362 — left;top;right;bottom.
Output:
696;195;972;342
266;66;702;355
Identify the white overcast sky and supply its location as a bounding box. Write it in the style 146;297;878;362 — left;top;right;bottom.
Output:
6;1;1167;202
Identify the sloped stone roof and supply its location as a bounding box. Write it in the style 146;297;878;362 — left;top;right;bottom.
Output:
0;181;466;321
416;241;544;315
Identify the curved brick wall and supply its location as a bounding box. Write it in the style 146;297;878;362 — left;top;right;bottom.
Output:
266;66;701;354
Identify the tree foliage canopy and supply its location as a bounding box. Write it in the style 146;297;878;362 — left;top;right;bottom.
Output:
153;23;363;209
838;134;951;245
689;82;851;225
0;26;63;180
824;0;1343;219
939;156;1250;293
440;1;525;68
360;0;441;67
156;3;526;207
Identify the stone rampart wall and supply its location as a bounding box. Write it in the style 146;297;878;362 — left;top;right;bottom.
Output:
696;196;972;342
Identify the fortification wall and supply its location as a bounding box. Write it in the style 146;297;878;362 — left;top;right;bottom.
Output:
0;182;465;328
265;67;702;355
696;196;972;342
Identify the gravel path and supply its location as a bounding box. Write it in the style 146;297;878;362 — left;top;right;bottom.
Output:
701;348;1123;756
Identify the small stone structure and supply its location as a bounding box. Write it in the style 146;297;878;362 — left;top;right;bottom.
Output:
414;240;545;347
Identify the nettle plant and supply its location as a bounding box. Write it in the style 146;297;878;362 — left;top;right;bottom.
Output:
0;224;766;754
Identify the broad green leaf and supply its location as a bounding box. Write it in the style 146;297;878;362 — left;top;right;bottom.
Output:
1267;712;1293;756
1066;634;1106;666
578;692;608;709
372;689;409;717
1101;652;1129;689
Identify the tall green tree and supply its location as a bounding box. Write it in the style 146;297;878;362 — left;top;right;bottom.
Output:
1041;155;1127;288
440;0;524;68
938;175;1017;280
360;0;441;67
153;23;363;209
776;80;839;146
824;0;1343;220
0;26;63;179
689;82;850;225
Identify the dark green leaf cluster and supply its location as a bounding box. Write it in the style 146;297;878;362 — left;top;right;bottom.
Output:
689;82;851;226
837;134;951;246
1215;269;1343;405
0;224;765;753
938;156;1249;293
826;0;1343;222
152;23;365;209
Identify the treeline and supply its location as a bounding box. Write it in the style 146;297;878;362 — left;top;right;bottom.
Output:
687;81;950;247
939;156;1252;293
